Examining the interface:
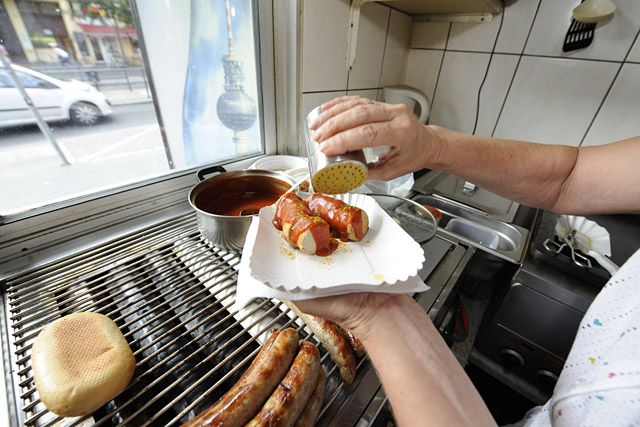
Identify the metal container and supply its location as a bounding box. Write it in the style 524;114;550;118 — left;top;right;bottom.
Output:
304;106;368;194
188;165;294;251
368;193;437;244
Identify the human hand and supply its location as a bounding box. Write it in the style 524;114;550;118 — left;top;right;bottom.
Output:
308;96;443;181
292;292;409;340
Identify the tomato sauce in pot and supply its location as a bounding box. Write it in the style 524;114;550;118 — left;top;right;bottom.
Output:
194;175;290;217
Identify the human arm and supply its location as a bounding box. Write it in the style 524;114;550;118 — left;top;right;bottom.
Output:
310;96;640;215
293;294;496;427
428;129;640;215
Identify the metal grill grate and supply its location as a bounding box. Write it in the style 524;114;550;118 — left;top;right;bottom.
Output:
2;212;364;426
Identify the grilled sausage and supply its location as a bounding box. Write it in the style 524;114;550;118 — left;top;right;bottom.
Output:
294;368;326;427
246;341;321;427
273;193;333;256
343;329;366;358
284;301;357;385
307;194;369;241
182;328;298;427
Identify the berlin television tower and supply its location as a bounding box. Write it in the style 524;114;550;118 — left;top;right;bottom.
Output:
216;0;257;154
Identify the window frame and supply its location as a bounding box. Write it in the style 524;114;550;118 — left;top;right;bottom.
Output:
0;0;279;266
0;0;277;222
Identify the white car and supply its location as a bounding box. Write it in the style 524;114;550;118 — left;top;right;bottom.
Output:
0;64;113;127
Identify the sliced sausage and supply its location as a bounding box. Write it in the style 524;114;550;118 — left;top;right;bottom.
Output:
284;301;357;385
182;328;298;427
273;193;333;256
294;368;326;427
307;194;369;241
246;341;321;427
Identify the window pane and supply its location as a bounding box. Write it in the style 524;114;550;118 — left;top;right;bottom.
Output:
135;0;263;166
0;70;14;87
0;0;265;216
15;70;52;88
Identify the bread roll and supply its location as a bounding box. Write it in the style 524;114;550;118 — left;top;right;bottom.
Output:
31;312;136;417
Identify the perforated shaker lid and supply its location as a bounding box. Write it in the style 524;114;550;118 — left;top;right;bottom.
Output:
311;161;368;194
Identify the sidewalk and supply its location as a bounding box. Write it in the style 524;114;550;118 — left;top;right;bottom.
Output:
0;125;169;215
103;88;153;106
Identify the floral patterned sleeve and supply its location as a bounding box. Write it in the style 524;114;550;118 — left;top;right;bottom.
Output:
520;250;640;427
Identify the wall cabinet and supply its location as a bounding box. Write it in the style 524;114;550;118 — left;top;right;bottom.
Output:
386;0;502;16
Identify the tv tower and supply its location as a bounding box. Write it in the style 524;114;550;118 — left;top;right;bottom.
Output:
216;0;257;153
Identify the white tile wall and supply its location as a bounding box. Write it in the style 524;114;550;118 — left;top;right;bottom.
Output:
525;0;640;62
582;63;640;146
429;52;490;133
447;15;501;52
301;92;344;122
404;49;444;104
355;89;379;101
299;0;639;153
495;0;540;54
628;36;640;63
380;10;412;86
299;1;411;152
411;22;450;49
474;54;520;137
493;56;618;146
424;53;519;135
348;3;389;90
403;0;639;148
301;0;350;92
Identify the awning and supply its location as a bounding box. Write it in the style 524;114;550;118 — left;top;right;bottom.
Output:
79;24;137;38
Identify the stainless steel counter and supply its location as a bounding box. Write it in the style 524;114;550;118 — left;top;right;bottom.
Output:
1;207;476;427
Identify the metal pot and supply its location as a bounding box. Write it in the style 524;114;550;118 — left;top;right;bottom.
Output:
188;165;294;251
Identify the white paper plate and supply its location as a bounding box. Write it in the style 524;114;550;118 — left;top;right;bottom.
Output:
555;215;611;255
247;193;425;292
234;216;428;310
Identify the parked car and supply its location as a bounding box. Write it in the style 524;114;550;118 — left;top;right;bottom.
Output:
0;64;113;127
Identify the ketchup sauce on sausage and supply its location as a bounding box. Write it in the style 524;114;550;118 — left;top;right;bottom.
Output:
273;193;335;256
307;194;366;241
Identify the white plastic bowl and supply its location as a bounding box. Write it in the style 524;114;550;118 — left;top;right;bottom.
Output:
249;155;307;171
284;167;309;182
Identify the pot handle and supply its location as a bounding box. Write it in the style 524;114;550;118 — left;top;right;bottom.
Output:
196;165;227;182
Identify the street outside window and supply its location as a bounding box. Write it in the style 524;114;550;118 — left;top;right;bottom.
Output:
14;70;56;88
0;70;14;87
0;0;265;217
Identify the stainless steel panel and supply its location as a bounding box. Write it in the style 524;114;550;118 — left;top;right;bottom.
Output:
413;171;519;223
414;194;529;264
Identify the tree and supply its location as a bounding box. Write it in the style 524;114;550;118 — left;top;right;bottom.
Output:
75;1;134;64
77;0;133;26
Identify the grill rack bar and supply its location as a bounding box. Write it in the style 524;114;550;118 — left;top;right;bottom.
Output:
16;264;240;394
9;230;198;325
9;221;197;323
11;236;234;352
8;215;195;301
3;212;367;427
131;307;299;427
11;238;223;345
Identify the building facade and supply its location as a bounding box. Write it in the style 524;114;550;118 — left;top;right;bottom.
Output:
0;0;140;66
